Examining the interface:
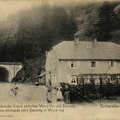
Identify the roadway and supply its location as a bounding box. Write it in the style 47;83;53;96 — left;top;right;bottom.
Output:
0;82;118;106
0;82;48;104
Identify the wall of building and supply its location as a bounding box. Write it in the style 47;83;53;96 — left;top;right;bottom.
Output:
46;49;120;85
59;60;120;84
38;75;46;85
46;50;60;87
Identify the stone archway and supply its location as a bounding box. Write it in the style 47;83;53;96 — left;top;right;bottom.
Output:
0;66;13;82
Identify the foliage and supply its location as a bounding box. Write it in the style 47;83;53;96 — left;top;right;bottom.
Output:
0;2;120;81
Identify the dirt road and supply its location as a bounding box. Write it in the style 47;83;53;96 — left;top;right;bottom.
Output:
0;82;47;104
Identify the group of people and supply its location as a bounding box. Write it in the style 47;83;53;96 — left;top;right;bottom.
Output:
46;81;70;103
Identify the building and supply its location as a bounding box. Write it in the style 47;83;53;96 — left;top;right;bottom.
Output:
46;36;120;87
37;72;46;85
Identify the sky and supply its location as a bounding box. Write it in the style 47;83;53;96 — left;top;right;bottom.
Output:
0;0;41;20
0;0;117;20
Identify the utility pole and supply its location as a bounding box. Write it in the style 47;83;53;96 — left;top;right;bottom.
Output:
14;59;15;79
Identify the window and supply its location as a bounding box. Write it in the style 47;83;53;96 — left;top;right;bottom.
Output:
49;64;51;70
116;76;120;84
46;65;48;71
71;61;76;67
91;61;96;67
109;61;116;68
70;75;77;85
53;61;56;70
84;75;91;84
50;75;52;80
68;61;77;68
53;75;56;83
111;61;113;67
93;75;100;85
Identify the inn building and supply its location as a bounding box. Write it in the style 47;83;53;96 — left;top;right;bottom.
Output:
46;36;120;87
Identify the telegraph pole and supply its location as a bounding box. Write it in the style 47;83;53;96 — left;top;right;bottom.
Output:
14;59;15;77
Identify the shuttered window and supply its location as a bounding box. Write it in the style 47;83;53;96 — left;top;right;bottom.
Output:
68;61;79;68
108;61;116;68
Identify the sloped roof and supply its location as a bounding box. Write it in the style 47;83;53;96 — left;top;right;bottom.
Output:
52;41;120;60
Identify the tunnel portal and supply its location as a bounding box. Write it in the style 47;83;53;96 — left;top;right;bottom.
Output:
0;67;11;82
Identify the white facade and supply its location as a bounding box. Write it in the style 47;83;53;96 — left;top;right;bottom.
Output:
46;41;120;87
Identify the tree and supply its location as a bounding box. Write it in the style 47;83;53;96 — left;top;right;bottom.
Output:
95;2;120;41
75;3;100;40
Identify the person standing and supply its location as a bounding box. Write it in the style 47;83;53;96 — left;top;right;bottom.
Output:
64;84;70;104
56;84;63;101
46;81;52;103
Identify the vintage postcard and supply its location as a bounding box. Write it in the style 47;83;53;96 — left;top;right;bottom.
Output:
0;0;120;120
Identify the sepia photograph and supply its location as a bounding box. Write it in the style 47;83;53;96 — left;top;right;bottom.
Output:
0;0;120;119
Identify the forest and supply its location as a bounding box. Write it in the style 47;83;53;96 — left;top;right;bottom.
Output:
0;1;120;82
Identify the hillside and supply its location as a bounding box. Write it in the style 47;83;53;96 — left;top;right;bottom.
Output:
0;1;120;83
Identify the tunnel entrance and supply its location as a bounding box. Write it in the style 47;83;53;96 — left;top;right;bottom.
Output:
0;67;10;82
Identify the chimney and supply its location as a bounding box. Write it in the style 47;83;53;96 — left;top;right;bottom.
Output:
74;34;79;45
93;38;97;46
